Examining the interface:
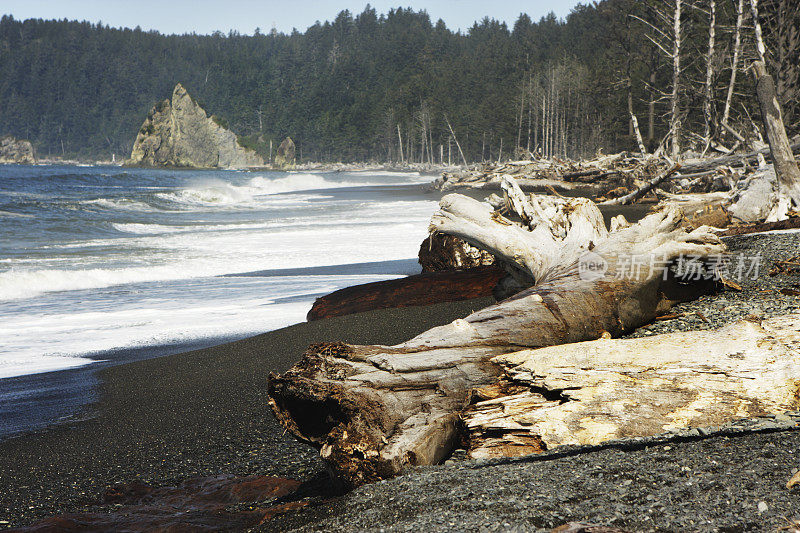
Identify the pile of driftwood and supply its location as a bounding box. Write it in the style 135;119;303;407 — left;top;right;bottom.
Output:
433;58;800;229
431;140;800;230
268;174;800;487
268;61;800;489
429;152;653;195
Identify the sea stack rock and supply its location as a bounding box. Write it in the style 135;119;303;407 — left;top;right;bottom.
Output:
127;83;264;169
0;135;36;164
274;137;296;169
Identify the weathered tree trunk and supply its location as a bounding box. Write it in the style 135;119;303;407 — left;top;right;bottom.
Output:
702;0;717;153
631;113;647;154
670;0;683;161
268;183;725;486
648;70;656;142
397;124;404;164
445;115;468;167
464;313;800;458
722;0;745;130
752;60;800;206
678;139;800;174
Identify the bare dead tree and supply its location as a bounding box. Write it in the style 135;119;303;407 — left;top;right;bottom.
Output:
722;0;745;131
397;122;406;164
631;112;648;153
750;0;800;205
702;0;718;153
671;0;683;160
444;114;468;167
759;0;800;133
632;1;684;160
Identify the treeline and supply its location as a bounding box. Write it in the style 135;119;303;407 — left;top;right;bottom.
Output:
0;2;797;162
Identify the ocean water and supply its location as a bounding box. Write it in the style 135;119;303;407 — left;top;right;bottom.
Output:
0;165;438;434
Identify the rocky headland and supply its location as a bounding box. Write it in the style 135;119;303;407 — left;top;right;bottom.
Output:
0;135;36;164
127;83;264;169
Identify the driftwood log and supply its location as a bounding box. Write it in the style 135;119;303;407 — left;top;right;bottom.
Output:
465;313;800;458
599;163;680;206
268;183;725;486
306;266;503;321
679;140;800;174
718;216;800;236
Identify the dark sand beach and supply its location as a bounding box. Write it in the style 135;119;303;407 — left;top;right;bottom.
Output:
0;297;493;528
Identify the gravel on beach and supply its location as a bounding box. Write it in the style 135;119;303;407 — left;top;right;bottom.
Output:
274;429;800;532
628;230;800;337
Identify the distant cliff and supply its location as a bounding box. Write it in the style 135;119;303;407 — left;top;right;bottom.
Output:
0;135;36;164
127;84;264;169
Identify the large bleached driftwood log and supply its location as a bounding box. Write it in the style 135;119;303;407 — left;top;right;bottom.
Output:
465;313;800;459
268;182;725;486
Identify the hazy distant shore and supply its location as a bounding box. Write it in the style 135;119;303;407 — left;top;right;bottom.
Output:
9;158;461;175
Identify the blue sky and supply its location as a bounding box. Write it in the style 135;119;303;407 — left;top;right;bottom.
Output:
1;0;582;35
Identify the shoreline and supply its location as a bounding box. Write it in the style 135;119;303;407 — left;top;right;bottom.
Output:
4;160;459;175
0;258;424;441
2;232;800;530
0;334;248;441
0;297;494;528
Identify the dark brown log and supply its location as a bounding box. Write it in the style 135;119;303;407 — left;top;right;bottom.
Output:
306;266;503;321
718;216;800;236
752;60;800;206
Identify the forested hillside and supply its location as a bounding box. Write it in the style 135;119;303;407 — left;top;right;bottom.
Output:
0;1;797;162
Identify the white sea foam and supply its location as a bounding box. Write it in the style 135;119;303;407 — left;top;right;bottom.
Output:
2;168;436;380
112;223;192;235
110;200;432;235
0;353;95;379
0;273;395;379
75;173;420;215
247;173;377;193
0;210;34;218
0;199;436;301
155;180;253;206
83;197;153;211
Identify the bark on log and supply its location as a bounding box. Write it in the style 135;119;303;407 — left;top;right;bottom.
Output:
268;187;725;486
306;266;504;321
418;233;495;272
718;216;800;236
752;60;800;206
464;313;800;458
